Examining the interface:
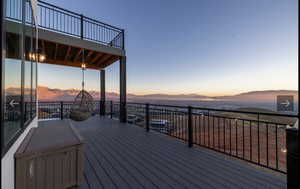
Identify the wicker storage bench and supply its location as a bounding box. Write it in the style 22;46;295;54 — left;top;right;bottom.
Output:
15;122;84;189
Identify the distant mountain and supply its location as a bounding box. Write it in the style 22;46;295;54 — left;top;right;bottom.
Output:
5;86;298;103
36;86;120;101
131;93;210;101
215;90;298;102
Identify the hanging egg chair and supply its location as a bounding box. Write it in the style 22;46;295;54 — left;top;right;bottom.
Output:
69;50;94;121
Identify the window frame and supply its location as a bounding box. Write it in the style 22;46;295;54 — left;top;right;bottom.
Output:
0;0;5;157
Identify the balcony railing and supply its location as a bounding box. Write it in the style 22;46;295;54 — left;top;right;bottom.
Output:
5;0;124;49
38;101;298;174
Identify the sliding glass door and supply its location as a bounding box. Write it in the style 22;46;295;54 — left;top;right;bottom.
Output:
1;0;37;156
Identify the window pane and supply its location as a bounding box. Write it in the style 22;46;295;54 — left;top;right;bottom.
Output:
24;60;31;123
3;0;23;145
4;60;22;144
32;61;36;118
24;0;35;122
2;0;38;147
31;10;37;119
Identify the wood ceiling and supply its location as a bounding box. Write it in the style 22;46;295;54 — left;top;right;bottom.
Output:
6;32;120;70
39;39;120;70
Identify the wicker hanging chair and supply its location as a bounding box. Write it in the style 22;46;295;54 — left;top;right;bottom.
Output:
69;50;94;121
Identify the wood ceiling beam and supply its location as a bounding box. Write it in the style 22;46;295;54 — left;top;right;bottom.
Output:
96;54;114;67
98;56;119;69
39;39;45;54
90;53;104;64
87;50;94;58
73;48;83;62
64;46;71;61
53;43;58;60
86;50;94;62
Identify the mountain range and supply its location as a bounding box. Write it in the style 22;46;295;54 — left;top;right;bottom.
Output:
5;86;298;103
7;86;295;103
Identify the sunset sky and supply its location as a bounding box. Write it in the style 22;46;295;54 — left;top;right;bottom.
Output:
39;0;298;96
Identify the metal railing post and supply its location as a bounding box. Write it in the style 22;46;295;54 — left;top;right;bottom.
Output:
24;102;27;121
286;124;299;188
188;106;193;147
60;101;63;120
100;100;106;116
99;100;101;116
110;101;113;119
146;103;150;132
80;14;84;39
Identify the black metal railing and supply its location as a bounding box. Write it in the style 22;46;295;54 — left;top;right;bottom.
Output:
38;101;101;120
38;101;298;173
123;102;298;174
5;0;124;49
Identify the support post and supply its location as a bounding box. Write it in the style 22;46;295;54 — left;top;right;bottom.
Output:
286;123;299;188
146;103;150;132
188;106;193;147
100;69;106;116
119;56;127;123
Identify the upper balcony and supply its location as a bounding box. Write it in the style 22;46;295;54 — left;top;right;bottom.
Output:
5;0;125;70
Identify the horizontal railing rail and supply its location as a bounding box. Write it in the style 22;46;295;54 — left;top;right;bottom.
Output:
5;0;124;49
38;101;298;174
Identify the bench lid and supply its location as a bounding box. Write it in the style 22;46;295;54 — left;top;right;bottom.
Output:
15;120;84;158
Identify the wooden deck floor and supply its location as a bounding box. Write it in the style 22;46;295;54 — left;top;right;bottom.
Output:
39;116;286;189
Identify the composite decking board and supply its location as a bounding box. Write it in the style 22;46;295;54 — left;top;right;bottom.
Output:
98;122;284;189
87;135;167;189
73;117;286;189
76;119;214;189
93;125;255;189
90;125;227;189
84;145;119;189
92;124;268;189
79;120;181;189
103;120;286;187
89;133;185;189
83;155;104;189
146;129;287;187
87;128;193;189
85;138;134;189
86;118;276;186
39;117;286;189
136;128;286;188
75;121;199;189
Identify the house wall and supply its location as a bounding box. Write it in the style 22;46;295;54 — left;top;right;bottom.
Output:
1;118;38;189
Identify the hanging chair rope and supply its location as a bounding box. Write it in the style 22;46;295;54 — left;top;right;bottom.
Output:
70;49;95;121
